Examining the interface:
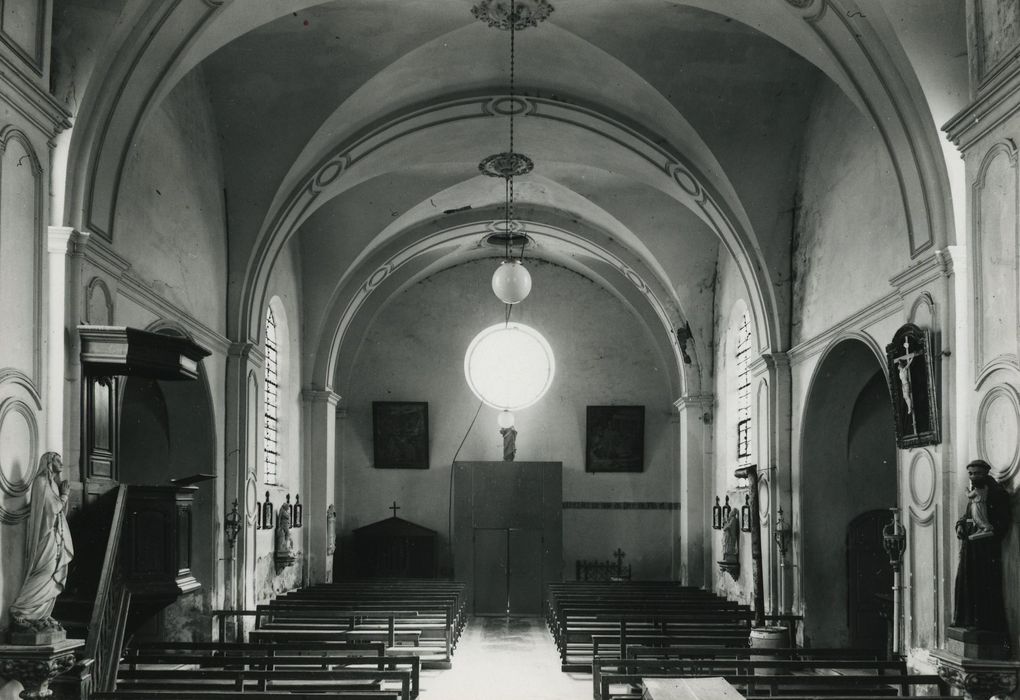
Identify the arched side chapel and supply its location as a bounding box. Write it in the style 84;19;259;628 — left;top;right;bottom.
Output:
2;0;1020;696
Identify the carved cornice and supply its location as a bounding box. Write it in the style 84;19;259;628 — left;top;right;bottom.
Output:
0;50;71;139
116;272;230;355
944;59;1020;151
82;235;131;277
788;291;901;364
889;250;950;297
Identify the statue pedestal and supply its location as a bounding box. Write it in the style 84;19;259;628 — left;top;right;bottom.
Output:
947;626;1011;660
931;648;1020;700
0;639;83;699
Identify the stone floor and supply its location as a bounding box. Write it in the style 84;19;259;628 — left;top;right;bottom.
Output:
417;616;592;700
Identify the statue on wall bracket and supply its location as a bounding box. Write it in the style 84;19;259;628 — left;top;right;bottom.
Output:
885;323;940;448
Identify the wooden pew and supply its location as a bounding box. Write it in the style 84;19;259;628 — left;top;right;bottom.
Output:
113;668;412;700
596;669;947;700
95;693;399;700
122;650;421;699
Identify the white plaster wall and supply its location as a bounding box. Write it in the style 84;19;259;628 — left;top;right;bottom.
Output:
710;253;757;605
336;258;680;580
114;68;227;334
791;81;911;346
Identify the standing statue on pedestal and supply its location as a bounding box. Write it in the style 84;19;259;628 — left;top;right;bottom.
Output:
274;498;296;571
950;459;1010;655
717;508;741;578
8;452;74;644
500;426;517;462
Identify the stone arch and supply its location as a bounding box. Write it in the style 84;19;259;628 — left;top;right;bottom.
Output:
798;334;897;647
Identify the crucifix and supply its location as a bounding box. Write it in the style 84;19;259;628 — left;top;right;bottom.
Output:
389;501;400;518
613;548;626;574
893;337;919;433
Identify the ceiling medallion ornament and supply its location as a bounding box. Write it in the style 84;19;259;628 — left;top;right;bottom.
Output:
471;0;554;30
479;151;534;179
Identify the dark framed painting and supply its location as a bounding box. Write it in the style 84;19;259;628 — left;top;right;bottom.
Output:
585;405;645;472
372;401;429;469
885;323;940;449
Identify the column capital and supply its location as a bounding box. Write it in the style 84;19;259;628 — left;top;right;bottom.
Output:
302;387;340;406
673;393;713;411
46;225;76;254
761;351;791;371
228;341;265;366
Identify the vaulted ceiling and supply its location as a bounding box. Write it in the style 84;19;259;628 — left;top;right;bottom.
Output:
54;0;967;396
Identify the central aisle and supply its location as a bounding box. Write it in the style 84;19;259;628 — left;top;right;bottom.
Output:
418;617;591;700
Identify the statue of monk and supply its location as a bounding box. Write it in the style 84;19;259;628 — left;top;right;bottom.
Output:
9;452;74;636
952;459;1010;642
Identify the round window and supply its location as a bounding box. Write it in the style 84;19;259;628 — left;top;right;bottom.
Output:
464;322;555;410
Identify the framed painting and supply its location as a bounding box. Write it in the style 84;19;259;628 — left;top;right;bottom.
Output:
585;405;645;472
372;401;429;469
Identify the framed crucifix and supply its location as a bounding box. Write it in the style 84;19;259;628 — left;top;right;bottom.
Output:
372;401;429;469
885;323;940;449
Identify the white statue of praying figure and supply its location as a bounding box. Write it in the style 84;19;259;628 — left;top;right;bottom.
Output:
9;452;74;634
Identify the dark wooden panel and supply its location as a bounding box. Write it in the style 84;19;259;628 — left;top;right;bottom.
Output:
474;529;508;615
508;529;543;615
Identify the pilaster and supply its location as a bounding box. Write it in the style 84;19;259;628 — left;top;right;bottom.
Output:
45;227;73;458
224;341;264;625
302;386;339;585
761;352;793;615
673;393;713;587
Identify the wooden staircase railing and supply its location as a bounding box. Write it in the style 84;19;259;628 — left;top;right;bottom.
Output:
86;484;130;694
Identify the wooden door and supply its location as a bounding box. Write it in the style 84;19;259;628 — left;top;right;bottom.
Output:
508;529;543;614
474;528;508;615
847;509;893;650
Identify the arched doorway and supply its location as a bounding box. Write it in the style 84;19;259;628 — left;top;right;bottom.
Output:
800;338;897;648
119;331;217;641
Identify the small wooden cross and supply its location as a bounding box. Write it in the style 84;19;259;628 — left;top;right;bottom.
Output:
389;501;400;518
613;548;626;568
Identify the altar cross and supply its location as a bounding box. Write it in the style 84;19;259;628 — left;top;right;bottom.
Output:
613;548;626;569
389;501;400;518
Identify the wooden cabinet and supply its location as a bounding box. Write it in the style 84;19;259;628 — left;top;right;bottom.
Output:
352;517;437;578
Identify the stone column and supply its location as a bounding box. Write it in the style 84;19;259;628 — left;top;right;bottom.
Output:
674;394;713;587
761;352;792;614
45;227;74;457
302;387;339;585
224;341;264;630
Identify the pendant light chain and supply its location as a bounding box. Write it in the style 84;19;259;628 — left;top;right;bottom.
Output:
507;19;516;260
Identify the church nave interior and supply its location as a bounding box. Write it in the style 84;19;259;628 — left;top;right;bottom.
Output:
0;0;1017;698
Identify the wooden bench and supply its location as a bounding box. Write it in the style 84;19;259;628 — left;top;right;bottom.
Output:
113;668;412;700
597;671;946;700
96;692;399;700
121;651;421;698
594;656;913;699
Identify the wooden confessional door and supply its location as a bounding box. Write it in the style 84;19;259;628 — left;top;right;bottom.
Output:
454;461;562;615
473;528;544;615
847;509;893;649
